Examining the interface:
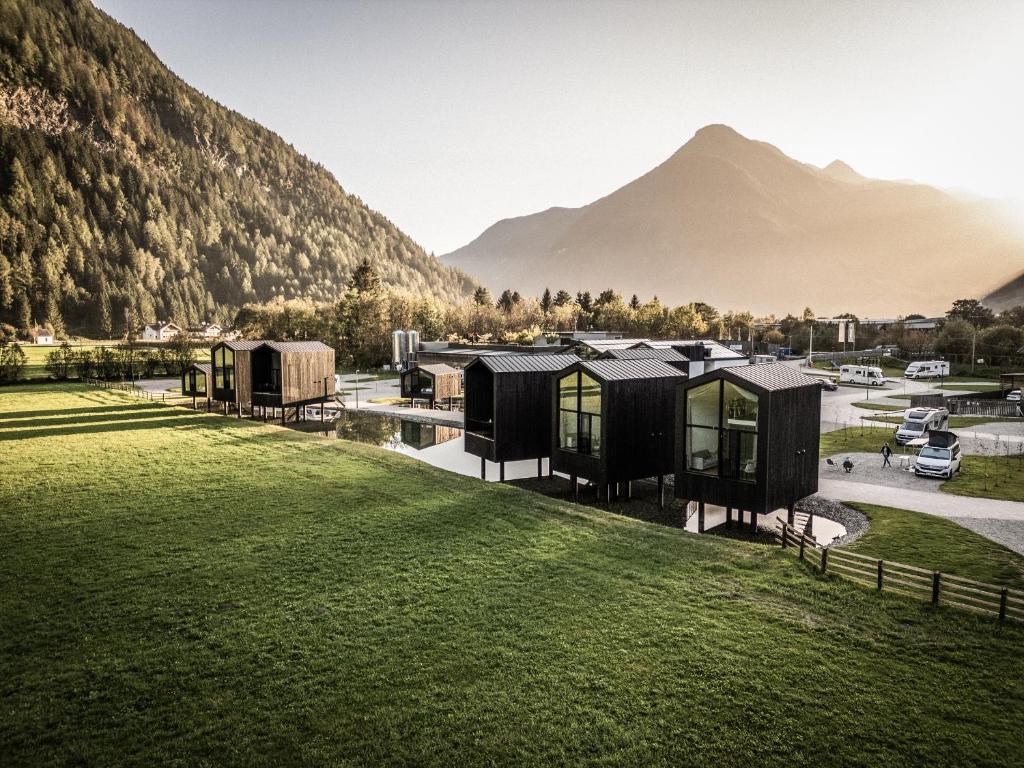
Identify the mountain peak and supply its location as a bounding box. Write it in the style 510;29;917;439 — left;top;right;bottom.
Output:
822;159;865;183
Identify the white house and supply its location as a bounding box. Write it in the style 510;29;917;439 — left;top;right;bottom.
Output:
188;323;223;339
30;326;54;345
141;321;182;341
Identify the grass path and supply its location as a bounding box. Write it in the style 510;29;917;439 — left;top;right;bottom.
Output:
1;385;1023;767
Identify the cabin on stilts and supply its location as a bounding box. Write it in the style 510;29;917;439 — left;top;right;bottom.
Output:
464;353;579;480
210;339;335;422
249;341;335;423
181;362;212;409
674;363;820;535
400;363;462;409
550;359;686;504
210;339;262;415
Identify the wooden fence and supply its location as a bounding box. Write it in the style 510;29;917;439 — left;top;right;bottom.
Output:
776;521;1023;623
83;377;190;405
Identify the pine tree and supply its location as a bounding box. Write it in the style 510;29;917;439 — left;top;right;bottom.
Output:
540;288;552;314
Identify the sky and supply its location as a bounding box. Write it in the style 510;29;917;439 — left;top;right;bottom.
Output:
94;0;1024;255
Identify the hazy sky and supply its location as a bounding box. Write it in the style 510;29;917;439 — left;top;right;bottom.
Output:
95;0;1024;255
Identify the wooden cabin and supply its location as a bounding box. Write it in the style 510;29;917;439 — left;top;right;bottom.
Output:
464;353;579;478
210;339;262;413
550;359;686;500
249;341;335;412
211;339;335;420
674;363;820;532
598;347;689;372
400;363;462;408
181;362;211;408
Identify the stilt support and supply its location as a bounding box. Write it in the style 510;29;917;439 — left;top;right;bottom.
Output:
787;502;795;526
657;475;665;509
726;506;733;529
698;501;705;533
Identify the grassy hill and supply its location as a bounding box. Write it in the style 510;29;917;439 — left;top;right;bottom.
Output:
0;0;473;337
1;384;1022;766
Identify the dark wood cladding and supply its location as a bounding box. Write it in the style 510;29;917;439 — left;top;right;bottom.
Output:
673;367;820;515
210;341;253;405
464;356;575;463
549;361;681;484
180;363;210;396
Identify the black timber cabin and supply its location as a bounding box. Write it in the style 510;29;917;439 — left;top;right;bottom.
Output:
181;362;211;409
464;353;579;479
674;363;821;529
551;359;686;499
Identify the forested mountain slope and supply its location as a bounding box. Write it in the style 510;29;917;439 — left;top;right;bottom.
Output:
0;0;473;337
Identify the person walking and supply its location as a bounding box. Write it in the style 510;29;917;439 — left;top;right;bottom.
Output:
880;442;893;468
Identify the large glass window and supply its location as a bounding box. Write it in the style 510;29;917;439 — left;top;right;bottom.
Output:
685;379;758;481
558;371;602;457
213;347;235;391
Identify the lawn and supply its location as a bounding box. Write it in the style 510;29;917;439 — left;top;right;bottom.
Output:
940;456;1024;502
850;401;905;412
1;384;1023;766
840;503;1024;590
819;426;895;456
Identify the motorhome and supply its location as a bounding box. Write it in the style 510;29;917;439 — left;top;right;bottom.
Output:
914;431;961;478
839;365;887;386
894;407;949;445
904;360;950;379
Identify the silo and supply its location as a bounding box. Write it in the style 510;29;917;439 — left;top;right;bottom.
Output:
406;330;420;364
392;330;406;370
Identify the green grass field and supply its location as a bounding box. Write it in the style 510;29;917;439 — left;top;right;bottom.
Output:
841;503;1024;590
2;385;1023;766
819;426;896;456
850;401;905;412
940;456;1024;503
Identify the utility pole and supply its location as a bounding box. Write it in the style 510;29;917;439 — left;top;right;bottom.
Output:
807;322;814;367
971;329;977;374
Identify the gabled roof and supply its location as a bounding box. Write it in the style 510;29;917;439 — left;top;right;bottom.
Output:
574;338;650;352
186;362;212;375
575;359;687;382
413;363;461;376
601;347;689;363
258;340;333;353
636;339;746;359
716;362;821;392
215;339;265;351
472;354;580;374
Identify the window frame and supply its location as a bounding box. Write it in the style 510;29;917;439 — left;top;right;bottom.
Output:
558;370;602;458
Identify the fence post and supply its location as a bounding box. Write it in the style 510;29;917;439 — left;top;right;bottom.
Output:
781;522;788;548
877;560;884;591
799;533;805;561
1000;588;1008;622
821;547;828;573
932;572;941;605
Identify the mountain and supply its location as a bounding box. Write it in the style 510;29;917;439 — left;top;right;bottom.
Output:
443;124;1024;316
984;271;1024;312
0;0;473;337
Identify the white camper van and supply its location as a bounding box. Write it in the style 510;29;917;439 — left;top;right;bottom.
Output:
751;355;777;365
839;365;887;386
914;431;961;478
894;407;949;445
904;360;950;379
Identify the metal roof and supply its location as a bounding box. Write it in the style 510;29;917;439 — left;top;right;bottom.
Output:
574;338;650;352
414;363;461;376
601;347;689;362
474;354;580;374
259;340;334;353
637;339;747;359
722;362;821;391
217;339;265;351
187;362;212;375
577;358;687;382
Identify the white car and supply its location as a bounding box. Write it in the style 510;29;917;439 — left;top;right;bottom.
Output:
1006;389;1022;402
914;432;961;479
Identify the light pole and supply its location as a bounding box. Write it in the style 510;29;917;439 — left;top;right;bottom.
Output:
355;369;360;408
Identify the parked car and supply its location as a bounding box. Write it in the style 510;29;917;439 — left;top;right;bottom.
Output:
1006;389;1022;402
817;378;838;392
914;431;961;479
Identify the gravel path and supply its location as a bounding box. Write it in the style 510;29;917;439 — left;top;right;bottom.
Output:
949;518;1024;556
820;452;937;491
796;497;869;546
